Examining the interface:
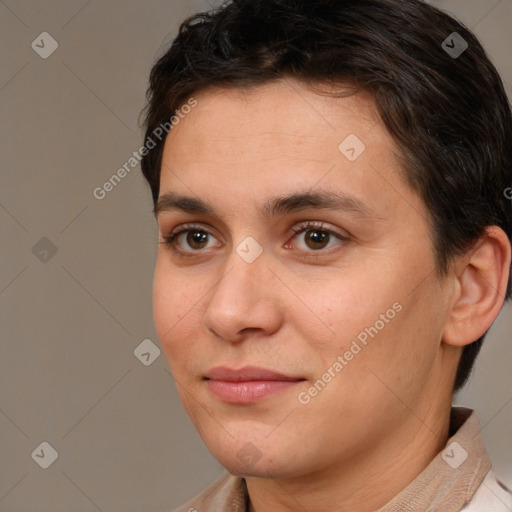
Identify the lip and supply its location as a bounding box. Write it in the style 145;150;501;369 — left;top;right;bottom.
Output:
205;365;303;382
204;366;305;404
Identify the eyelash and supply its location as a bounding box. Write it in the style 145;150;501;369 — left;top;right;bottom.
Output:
159;221;349;257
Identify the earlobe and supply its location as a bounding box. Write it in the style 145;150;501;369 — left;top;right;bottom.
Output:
442;226;511;348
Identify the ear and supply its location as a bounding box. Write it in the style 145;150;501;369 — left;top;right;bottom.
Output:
442;226;511;348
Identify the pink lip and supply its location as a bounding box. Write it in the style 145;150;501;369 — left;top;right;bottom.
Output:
204;366;305;404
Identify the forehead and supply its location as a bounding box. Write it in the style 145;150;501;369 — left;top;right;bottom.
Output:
158;79;420;223
163;80;386;164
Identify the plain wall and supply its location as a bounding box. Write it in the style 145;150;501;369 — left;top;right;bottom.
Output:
1;0;510;510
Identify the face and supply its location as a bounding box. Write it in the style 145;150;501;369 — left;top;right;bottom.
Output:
153;80;454;479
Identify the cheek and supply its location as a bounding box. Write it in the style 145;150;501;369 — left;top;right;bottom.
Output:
357;279;446;397
152;263;197;362
152;266;174;336
299;272;400;348
298;264;436;389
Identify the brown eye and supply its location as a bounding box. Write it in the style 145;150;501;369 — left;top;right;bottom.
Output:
304;230;330;250
160;224;221;254
289;221;347;253
186;231;210;249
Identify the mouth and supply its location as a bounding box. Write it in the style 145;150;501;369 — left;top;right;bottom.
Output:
204;366;306;404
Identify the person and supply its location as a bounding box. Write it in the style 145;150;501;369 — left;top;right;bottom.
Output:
139;0;512;510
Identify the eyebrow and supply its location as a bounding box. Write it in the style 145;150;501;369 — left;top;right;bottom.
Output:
154;189;375;219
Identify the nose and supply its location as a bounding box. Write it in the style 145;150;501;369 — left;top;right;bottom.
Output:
202;243;283;343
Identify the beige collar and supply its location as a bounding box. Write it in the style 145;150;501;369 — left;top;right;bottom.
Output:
378;407;490;511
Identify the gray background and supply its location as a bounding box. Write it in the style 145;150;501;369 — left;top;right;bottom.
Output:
1;1;510;510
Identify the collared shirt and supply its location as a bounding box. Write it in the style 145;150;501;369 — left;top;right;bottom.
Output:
171;407;512;511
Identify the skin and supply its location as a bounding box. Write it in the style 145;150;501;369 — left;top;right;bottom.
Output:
152;79;511;511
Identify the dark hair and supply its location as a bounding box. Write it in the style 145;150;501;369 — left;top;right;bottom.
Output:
140;0;512;391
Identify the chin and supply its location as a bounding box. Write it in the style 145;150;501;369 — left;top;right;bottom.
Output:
206;437;310;480
218;454;288;479
189;408;318;477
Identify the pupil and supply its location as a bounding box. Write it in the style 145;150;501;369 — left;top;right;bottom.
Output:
189;231;207;248
308;230;327;248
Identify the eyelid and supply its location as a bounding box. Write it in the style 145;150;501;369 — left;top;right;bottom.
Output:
289;220;348;238
166;222;218;239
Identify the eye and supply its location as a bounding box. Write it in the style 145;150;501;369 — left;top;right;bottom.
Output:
159;223;221;254
287;221;348;252
159;221;349;257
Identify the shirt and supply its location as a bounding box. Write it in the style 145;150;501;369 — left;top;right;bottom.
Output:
170;407;512;511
